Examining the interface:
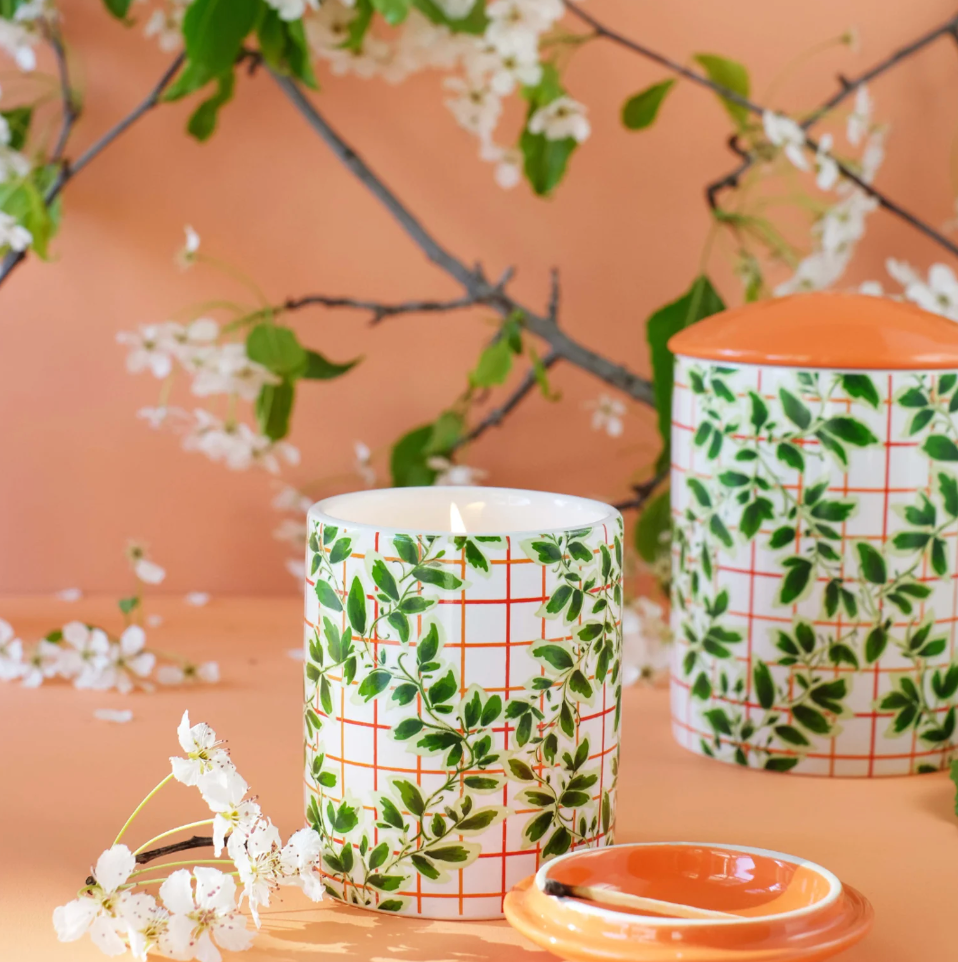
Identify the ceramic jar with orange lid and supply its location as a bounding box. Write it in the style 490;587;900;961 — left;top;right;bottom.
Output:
668;293;958;776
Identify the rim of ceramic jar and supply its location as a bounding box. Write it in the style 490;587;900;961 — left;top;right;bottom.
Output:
533;842;842;927
672;354;958;374
308;486;621;538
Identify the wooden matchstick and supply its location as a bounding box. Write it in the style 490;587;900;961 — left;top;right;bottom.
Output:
541;878;738;921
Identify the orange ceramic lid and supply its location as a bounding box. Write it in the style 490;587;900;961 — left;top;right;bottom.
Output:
503;842;873;962
668;292;958;369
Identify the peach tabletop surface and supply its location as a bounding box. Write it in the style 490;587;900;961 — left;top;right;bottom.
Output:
2;596;955;961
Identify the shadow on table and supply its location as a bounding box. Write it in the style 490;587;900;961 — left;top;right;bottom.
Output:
254;897;551;961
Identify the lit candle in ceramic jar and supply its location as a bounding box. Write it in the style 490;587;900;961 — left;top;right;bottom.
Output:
302;486;623;918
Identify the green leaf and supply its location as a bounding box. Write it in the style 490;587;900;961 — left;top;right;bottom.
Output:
525;810;554;843
410;0;487;33
417;623;439;664
823;417;878;447
410;854;439;879
302;350;360;380
371;0;410;24
646;276;725;470
255;379;295;441
898;387;928;408
865;626;887;663
187;70;235;141
358;668;391;702
480;695;502;726
380;797;405;829
391;425;439;487
856;542;887;584
428;670;458;704
941;472;958;518
508;758;536;781
542;826;572;858
395;779;426;816
182;0;258;77
569;669;593;699
621;79;675;130
412;565;463;590
776;442;804;471
470;338;514;388
741;497;773;541
709;514;734;549
428;844;471;862
394;718;424;740
101;0;133;17
703;708;732;735
753;660;775;710
774;724;809;747
531;540;563;564
329;538;353;565
793;703;831;735
779;557;812;604
347;576;367;635
246;324;307;377
519;64;577;196
394;535;420;565
779;389;811;430
0;177;53;258
693;53;750;127
533;644;574;671
923;435;958;462
315;580;343;611
118;596;140;614
764;756;799;772
464;539;489;573
842;373;880;409
372;559;400;600
2;107;31;152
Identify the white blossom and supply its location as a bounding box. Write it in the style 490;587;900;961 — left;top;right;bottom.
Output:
170;710;231;786
887;257;922;289
157;661;220;685
285;558;306;579
814;133;839;191
266;0;318;19
426;456;487;485
763;111;808;171
0;210;31;252
198;767;262;855
61;621;111;688
55;587;83;602
160;868;254;962
444;76;502;138
587;395;626;437
116;325;177;379
120;893;171;962
144;8;184;53
135;558;166;585
94;708;134;724
185;591;211;607
860;128;885;184
354;441;376;486
846;84;872;146
0;618;23;680
621;598;672;687
96;626;156;694
528;96;591;143
191;343;280;402
272;484;313;514
903;263;958;321
0;18;38;70
858;280;884;296
274;517;307;547
21;639;64;687
53;845;137;956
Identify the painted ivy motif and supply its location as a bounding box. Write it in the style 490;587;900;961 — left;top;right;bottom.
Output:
674;362;958;774
303;518;623;911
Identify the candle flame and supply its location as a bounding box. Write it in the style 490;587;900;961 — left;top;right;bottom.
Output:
449;501;467;535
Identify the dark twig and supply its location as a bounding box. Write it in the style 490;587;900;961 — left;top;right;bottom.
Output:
0;53;185;289
269;69;656;408
547;268;560;325
701;10;958;258
44;22;79;164
82;835;213;887
452;350;560;451
613;468;669;513
283;292;487;324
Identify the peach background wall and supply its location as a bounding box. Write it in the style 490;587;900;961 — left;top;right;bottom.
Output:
1;0;956;595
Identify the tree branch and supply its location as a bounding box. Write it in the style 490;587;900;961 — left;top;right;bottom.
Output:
82;835;213;887
0;52;184;289
283;290;494;324
565;0;958;262
44;21;79;164
452;350;559;450
613;468;669;513
268;69;656;408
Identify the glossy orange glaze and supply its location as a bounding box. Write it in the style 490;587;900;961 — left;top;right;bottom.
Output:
503;844;873;962
668;293;958;370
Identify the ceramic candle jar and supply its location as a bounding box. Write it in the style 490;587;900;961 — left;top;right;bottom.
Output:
303;487;623;918
668;293;958;776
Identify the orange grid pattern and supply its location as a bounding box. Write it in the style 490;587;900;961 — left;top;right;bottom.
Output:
304;528;620;918
669;363;958;777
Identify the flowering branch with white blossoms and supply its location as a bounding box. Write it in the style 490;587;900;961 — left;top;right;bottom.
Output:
0;544;219;691
4;4;958;639
54;711;324;961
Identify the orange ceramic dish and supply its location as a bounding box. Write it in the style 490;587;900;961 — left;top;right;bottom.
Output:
503;843;873;962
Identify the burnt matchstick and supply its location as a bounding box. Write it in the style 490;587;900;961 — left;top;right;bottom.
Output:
541;878;738;921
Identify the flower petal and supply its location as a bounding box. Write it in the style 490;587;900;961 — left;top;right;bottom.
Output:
120;625;146;656
194;867;236;911
89;914;128;957
52;897;99;941
94;844;136;893
159;869;196;916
